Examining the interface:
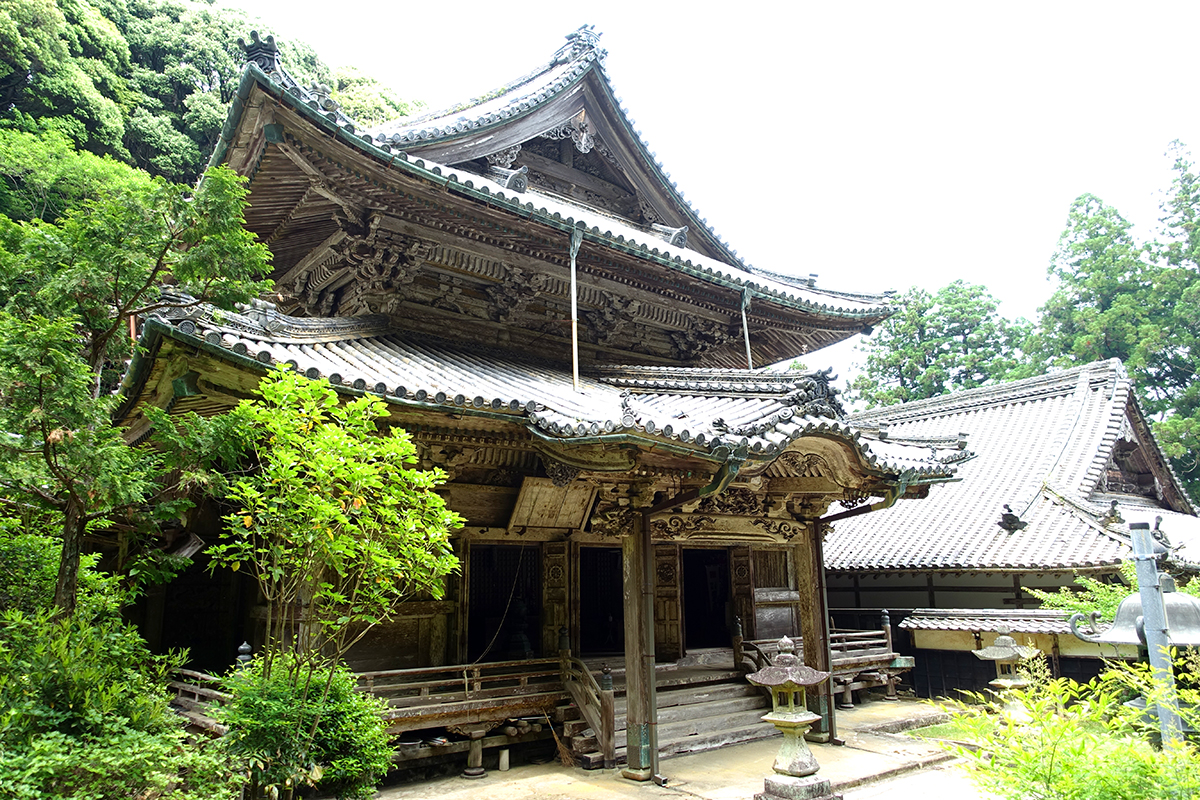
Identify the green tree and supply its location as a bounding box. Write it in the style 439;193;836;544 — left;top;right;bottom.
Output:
327;65;422;127
206;368;462;670
849;281;1031;407
0;129;141;222
199;368;461;798
1;0;419;182
0;0;131;158
0;161;271;617
1029;147;1200;498
1026;562;1200;622
1028;193;1160;370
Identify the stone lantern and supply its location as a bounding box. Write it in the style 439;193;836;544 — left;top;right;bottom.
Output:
746;636;840;800
972;630;1039;690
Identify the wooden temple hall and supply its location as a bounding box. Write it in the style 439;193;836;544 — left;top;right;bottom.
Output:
118;28;965;776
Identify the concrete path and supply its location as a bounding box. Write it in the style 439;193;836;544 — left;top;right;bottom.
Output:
374;699;998;800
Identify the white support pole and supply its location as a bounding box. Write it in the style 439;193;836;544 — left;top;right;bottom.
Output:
1131;523;1183;746
741;289;753;370
570;227;583;392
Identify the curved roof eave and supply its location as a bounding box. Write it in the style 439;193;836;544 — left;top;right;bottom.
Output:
208;65;891;325
119;315;957;488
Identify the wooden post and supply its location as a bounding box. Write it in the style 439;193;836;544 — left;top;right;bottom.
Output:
732;615;744;673
791;518;836;742
621;511;656;781
462;729;486;779
600;664;616;769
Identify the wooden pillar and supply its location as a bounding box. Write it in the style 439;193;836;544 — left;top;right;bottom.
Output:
792;518;836;741
621;511;657;780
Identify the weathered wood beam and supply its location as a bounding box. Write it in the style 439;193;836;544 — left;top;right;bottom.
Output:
621;511;657;781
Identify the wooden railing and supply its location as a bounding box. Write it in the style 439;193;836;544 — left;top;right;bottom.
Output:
355;657;568;735
733;611;908;707
559;651;616;769
168;668;228;736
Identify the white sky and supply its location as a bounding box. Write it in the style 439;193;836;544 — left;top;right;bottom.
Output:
222;1;1200;380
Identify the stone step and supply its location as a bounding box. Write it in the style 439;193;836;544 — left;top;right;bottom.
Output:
576;718;780;769
565;692;769;739
570;705;772;755
563;678;763;736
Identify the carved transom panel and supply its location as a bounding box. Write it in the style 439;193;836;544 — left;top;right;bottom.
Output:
281;219;433;317
694;488;764;517
774;452;830;478
750;518;805;541
650;515;716;539
670;319;737;361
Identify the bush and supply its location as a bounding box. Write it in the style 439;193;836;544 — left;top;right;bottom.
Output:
0;524;123;618
946;655;1200;800
220;652;392;800
0;609;240;799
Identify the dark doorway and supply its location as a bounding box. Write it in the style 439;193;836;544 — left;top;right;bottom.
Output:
682;548;731;649
467;544;542;662
579;547;624;655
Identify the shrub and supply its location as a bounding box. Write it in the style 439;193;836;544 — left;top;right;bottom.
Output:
220;652;392;800
0;608;240;799
946;655;1200;800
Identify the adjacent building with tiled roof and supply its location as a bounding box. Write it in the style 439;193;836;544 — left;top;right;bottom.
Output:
827;359;1194;603
824;361;1196;696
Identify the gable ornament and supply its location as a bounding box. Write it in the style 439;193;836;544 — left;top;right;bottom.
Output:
998;504;1028;533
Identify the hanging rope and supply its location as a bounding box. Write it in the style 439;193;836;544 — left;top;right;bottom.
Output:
741;288;754;370
570;227;583;391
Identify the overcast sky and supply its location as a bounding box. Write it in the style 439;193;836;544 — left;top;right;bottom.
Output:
223;1;1200;378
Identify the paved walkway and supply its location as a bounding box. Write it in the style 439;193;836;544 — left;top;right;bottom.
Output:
374;700;998;800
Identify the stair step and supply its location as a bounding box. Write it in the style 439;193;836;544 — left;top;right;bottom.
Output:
576;722;780;768
616;681;762;715
566;693;768;740
571;706;771;754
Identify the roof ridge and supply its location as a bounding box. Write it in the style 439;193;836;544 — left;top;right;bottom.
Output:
850;359;1124;424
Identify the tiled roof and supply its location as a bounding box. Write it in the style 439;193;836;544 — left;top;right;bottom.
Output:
124;300;961;482
825;361;1197;573
218;30;892;320
899;608;1091;636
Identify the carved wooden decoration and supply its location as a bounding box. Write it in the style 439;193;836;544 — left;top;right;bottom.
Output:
730;546;755;641
653;544;682;661
542;542;569;654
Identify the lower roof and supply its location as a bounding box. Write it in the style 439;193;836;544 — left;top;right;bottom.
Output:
118;298;962;487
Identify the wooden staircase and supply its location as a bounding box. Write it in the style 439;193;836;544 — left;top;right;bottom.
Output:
562;664;777;769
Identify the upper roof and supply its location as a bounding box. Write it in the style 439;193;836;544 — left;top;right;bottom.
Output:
825;360;1197;573
117;298;963;491
360;26;750;269
210;30;894;368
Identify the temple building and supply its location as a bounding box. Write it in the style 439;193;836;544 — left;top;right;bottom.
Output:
118;27;963;772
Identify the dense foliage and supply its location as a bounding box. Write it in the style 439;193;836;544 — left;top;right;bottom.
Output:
0;0;418;183
0;540;239;799
849;281;1031;407
220;652;392;800
947;654;1200;800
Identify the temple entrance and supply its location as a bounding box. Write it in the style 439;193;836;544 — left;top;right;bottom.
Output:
467;544;542;662
682;548;731;650
578;547;624;656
